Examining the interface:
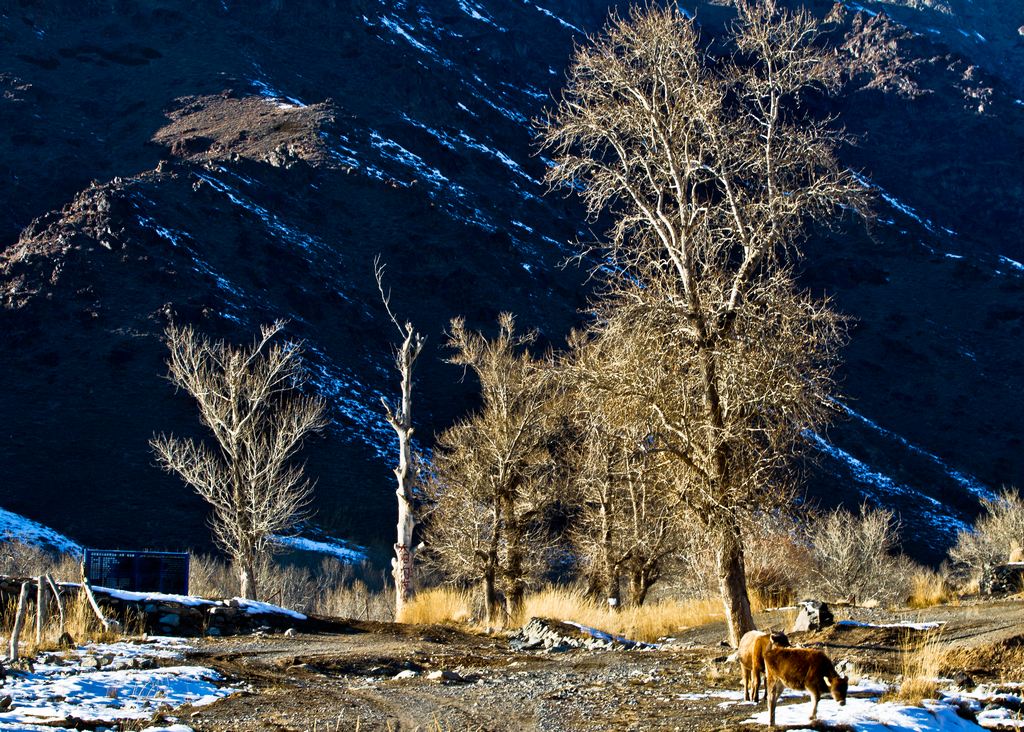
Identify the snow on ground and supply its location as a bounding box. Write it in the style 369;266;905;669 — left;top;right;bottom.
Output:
98;588;217;608
273;534;368;563
943;684;1024;730
0;507;82;555
233;598;306;620
745;697;983;731
0;637;235;731
561;620;658;649
806;432;970;540
92;586;305;620
833;400;995;502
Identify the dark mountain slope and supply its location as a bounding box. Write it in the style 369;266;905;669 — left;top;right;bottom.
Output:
1;0;1022;560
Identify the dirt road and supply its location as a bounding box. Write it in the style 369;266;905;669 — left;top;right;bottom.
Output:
180;599;1024;731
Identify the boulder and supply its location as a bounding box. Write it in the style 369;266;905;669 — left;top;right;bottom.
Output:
790;600;834;632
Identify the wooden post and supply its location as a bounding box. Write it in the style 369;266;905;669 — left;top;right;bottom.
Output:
45;575;66;636
79;563;119;633
35;575;48;645
81;580;115;632
9;581;32;661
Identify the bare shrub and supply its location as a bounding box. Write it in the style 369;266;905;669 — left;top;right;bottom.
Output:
803;504;910;605
743;515;814;609
319;578;395;622
188;553;239;598
188;553;393;619
949;488;1024;583
0;540;80;580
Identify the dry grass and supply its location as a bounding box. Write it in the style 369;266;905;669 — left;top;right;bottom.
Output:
397;587;473;626
398;585;747;642
908;568;953;609
886;629;947;705
6;588;145;658
321;580;395;622
522;587;723;643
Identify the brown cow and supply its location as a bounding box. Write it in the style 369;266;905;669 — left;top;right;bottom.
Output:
737;630;790;703
763;643;848;726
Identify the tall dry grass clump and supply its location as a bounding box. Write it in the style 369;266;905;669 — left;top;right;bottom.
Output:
522;587;724;643
397;587;473;626
908;568;953;609
888;629;947;705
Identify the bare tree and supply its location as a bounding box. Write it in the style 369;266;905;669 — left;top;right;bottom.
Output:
423;315;556;624
151;321;328;600
540;1;867;645
564;333;680;608
374;257;426;619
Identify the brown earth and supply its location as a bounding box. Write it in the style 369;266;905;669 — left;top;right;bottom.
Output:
166;598;1024;731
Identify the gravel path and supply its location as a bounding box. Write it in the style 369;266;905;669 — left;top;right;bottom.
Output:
179;599;1024;731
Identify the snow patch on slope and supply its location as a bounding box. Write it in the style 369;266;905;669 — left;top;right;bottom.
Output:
0;507;82;554
274;534;368;563
835;400;994;502
807;433;969;540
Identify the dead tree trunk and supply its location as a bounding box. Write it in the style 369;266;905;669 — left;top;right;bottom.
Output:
482;567;498;627
9;581;32;661
376;258;425;620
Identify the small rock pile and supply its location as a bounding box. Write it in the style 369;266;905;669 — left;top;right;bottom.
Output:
509;618;655;653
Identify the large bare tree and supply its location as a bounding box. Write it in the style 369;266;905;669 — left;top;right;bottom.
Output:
151;321;328;600
423;315;556;624
541;1;866;645
374;258;426;619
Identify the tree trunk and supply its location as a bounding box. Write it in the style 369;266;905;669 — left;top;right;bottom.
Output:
482;567;498;626
599;491;621;610
504;506;526;623
717;520;755;647
629;570;651;607
238;553;258;600
699;343;754;646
